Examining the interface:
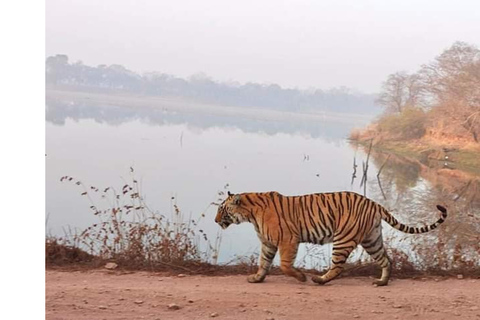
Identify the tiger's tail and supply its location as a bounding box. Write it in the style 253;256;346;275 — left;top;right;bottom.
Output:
380;205;447;234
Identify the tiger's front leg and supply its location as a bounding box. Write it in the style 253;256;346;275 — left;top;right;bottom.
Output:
279;241;306;282
247;242;278;283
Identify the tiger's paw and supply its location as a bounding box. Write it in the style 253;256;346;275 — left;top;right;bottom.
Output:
311;275;328;285
372;279;389;286
247;274;265;283
296;273;307;282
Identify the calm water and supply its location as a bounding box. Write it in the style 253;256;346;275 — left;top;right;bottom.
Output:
46;93;480;267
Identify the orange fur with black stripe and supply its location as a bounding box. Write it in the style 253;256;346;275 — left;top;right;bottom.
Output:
215;191;447;286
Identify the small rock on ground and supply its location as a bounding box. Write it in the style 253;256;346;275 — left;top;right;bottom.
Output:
104;262;118;270
167;303;181;310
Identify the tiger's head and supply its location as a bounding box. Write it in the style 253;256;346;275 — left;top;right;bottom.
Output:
215;192;249;229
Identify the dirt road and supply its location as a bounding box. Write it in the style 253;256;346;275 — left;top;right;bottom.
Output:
46;270;479;320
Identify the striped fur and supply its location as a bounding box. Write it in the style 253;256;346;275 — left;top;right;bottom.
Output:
215;191;447;286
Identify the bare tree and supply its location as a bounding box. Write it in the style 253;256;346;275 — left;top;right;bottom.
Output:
377;72;425;113
420;41;480;106
420;42;480;142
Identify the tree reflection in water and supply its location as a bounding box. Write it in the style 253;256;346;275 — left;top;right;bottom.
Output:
359;147;480;272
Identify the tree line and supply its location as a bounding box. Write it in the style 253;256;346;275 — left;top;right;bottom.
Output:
46;55;379;115
377;42;480;142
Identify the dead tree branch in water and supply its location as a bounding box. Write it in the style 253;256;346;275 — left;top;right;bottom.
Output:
359;139;373;196
351;156;357;186
376;155;391;200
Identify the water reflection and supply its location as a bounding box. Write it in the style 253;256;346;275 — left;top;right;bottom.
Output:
356;145;480;270
46;91;370;141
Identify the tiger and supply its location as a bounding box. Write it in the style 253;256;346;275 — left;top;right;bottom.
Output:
215;191;447;286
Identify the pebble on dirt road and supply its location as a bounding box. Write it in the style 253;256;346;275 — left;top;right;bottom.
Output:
167;303;181;310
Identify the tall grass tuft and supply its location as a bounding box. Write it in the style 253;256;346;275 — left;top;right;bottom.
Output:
52;168;219;271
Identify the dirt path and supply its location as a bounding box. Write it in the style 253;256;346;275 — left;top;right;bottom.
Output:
46;270;479;320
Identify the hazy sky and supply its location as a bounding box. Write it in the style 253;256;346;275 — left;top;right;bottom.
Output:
46;0;480;93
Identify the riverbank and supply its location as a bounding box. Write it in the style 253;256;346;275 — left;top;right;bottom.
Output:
351;123;480;176
365;140;479;175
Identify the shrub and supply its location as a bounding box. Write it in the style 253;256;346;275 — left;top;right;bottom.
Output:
46;237;96;266
54;169;221;270
377;107;427;140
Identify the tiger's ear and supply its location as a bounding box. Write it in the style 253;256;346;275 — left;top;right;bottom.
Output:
233;194;241;205
227;191;233;197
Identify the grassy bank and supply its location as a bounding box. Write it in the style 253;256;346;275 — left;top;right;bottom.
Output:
350;105;480;176
351;138;480;176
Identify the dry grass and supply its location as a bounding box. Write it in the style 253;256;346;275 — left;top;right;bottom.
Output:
49;168;222;272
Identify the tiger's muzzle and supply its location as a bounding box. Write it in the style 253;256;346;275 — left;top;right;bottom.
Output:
217;215;233;229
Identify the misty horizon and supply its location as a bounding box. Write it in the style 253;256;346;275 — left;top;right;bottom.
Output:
46;54;381;115
46;0;480;94
46;53;375;95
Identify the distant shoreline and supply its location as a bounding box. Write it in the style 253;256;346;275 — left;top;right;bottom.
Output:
46;86;374;126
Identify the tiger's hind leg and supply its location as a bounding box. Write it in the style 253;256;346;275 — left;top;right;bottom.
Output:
278;242;306;282
247;242;278;283
361;225;391;286
312;238;357;285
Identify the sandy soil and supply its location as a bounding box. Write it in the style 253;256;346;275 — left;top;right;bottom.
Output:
46;270;479;320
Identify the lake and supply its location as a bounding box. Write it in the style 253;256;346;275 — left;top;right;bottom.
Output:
46;90;480;269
